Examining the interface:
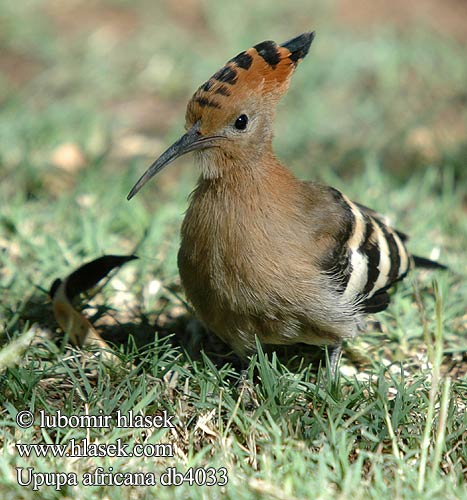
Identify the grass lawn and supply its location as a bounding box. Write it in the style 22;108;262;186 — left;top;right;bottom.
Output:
1;1;466;498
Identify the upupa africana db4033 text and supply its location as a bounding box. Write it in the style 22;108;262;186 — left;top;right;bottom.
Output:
128;31;446;374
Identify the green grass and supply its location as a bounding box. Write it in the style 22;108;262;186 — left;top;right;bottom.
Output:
1;0;466;498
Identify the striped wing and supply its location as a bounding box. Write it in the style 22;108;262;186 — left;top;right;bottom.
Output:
326;189;411;313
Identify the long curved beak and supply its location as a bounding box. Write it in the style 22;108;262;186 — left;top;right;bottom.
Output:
127;123;221;200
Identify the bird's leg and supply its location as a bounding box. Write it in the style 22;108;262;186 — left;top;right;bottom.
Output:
237;358;250;386
326;344;342;378
236;357;258;410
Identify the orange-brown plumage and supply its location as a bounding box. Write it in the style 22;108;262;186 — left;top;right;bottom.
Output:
178;158;358;355
128;32;445;372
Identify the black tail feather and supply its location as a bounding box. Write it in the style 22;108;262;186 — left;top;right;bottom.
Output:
413;255;448;271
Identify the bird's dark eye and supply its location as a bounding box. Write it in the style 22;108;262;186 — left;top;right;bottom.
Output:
234;114;248;130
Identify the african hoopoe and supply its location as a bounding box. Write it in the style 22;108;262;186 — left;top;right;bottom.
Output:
128;32;445;373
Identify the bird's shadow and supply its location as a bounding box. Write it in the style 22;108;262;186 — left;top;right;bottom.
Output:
10;279;467;384
14;289;328;376
90;303;329;375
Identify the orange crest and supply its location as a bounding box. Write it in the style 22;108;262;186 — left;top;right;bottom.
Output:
186;32;315;127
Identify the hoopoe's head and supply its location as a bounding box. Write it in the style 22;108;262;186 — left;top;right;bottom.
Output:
128;31;314;198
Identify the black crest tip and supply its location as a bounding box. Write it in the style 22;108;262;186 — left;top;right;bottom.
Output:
64;254;138;300
280;31;315;63
49;278;62;299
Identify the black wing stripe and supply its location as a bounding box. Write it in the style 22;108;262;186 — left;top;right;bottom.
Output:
393;229;411;276
339;196;369;298
362;291;391;313
380;224;401;284
360;218;381;296
365;217;392;296
322;189;356;292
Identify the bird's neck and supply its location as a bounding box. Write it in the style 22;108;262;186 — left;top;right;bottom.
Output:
184;147;305;242
194;146;299;196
